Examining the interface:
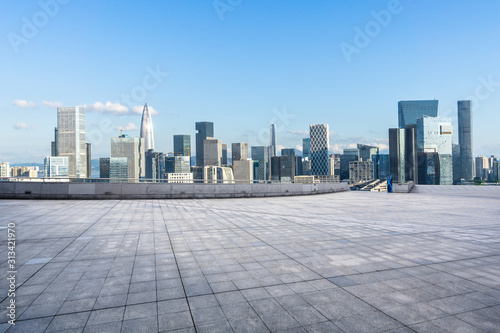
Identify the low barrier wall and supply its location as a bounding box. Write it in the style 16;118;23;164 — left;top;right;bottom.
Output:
393;181;414;193
0;181;350;199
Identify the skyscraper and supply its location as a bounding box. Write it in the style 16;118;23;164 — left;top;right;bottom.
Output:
232;143;248;162
196;122;214;166
251;146;269;181
86;143;91;178
389;128;406;183
232;159;254;183
398;100;439;128
140;103;155;151
111;134;145;181
222;144;228;166
204;138;222;166
281;148;296;156
458;100;473;181
145;150;165;181
56;106;87;178
165;156;191;174
173;135;191;157
309;124;329;176
44;156;69;178
0;162;11;177
302;138;311;160
416;117;453;185
270;124;277;157
357;144;379;162
475;155;489;180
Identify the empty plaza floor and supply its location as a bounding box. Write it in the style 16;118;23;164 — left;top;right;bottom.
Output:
0;186;499;332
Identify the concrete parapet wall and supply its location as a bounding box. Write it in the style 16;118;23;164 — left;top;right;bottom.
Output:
393;181;414;193
0;181;349;200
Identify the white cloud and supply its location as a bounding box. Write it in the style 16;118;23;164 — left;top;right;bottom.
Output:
287;130;309;137
42;100;63;108
295;145;303;152
13;99;36;108
133;105;159;115
13;122;28;129
85;101;129;115
115;122;139;131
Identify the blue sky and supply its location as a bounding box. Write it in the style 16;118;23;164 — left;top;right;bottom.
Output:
1;0;499;163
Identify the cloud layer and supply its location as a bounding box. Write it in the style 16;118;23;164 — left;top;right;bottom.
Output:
114;122;139;131
13;99;36;108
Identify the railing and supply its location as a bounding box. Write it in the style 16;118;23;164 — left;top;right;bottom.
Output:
0;177;340;184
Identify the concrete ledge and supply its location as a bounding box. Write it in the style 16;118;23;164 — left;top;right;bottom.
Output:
393;181;414;193
0;181;350;199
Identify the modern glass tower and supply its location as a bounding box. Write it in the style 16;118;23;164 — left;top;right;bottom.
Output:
195;122;214;166
56;106;87;178
458;100;473;181
203;138;222;166
270;124;277;157
232;143;248;162
398;100;438;128
309;124;329;176
173;135;191;157
302;138;311;159
140;103;155;152
111;134;145;181
251;146;269;181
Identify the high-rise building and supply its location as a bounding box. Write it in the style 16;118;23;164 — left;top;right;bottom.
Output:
232;143;248;162
11;166;38;178
302;138;311;159
398;100;439;128
251;146;269;181
56;106;87;178
51;127;58;156
204;138;222;166
101;157;128;181
270;124;277;157
349;161;374;184
372;154;389;180
222;144;228;166
417;152;440;185
145;150;165;181
309;124;329;176
452;144;462;184
475;155;489;180
111;134;145;181
44;156;69;178
357;144;379;162
281;148;296;156
140;103;155;151
196;122;214;167
458;100;474;181
0;162;11;177
270;156;300;182
416;117;453;185
389;127;418;184
86;143;91;178
99;158;110;179
232;159;254;183
165;156;191;174
340;149;359;180
492;159;500;181
173;135;191;157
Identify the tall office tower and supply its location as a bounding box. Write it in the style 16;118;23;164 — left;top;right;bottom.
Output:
340;149;359;180
457;100;473;181
303;138;311;159
452;144;462;184
372;154;389;179
281;148;296;156
86;143;91;178
165;156;191;174
51;128;58;156
270;124;277;157
475;155;489;180
140;103;155;151
233;159;254;183
416;117;453;185
270;156;298;182
492;159;500;181
357;144;379;162
221;144;228;166
111;134;145;181
99;158;110;179
251;146;269;181
232;143;248;162
302;159;312;176
203;166;234;183
145;150;165;181
309;124;329;176
0;162;11;177
99;157;128;181
196;122;214;166
349;161;375;184
488;156;496;181
173;135;191;157
389;128;406;183
417;152;440;185
398;100;439;128
329;156;336;177
56;106;87;178
44;156;69;177
204;138;222;166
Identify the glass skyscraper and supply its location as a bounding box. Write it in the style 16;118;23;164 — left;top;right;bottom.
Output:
302;138;310;159
44;156;69;178
56;106;87;178
309;124;329;176
458;100;474;181
232;143;248;162
398;100;438;128
140;103;155;151
270;124;277;157
251;146;269;181
173;134;191;157
195;122;214;167
111;134;145;181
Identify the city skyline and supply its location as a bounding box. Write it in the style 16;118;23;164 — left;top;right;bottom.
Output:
2;1;500;163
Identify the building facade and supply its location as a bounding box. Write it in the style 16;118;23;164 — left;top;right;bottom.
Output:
309;124;329;176
173;134;191;157
195;122;214;167
458;100;474;181
0;162;11;177
165;156;191;174
111;134;145;181
232;159;254;183
349;161;374;184
302;138;311;160
398;100;439;128
56;106;87;178
44;156;69;178
251;146;269;181
270;124;277;157
232;143;248;162
204;138;222;166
